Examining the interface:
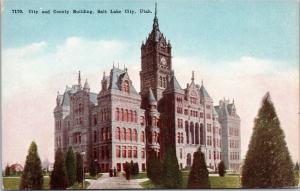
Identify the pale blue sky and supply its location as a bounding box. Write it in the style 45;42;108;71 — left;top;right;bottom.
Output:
3;0;299;65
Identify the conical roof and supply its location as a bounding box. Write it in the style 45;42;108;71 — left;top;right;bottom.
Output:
148;88;157;103
199;84;211;98
83;79;90;89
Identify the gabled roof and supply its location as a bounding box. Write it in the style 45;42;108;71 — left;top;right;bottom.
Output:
108;67;139;95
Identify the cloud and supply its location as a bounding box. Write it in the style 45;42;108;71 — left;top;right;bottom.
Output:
2;38;298;167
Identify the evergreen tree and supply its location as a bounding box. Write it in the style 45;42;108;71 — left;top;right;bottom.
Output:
75;153;83;183
65;147;76;186
130;160;134;175
50;148;68;189
89;158;96;176
133;162;139;176
124;162;131;180
242;93;296;188
218;161;226;177
187;149;210;188
161;148;183;188
4;164;10;177
295;162;299;171
20;141;43;189
146;149;162;185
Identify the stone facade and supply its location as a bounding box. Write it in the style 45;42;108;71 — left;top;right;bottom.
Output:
54;6;241;172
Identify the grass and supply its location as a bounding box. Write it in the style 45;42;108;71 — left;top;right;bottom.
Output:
84;173;102;180
131;172;148;179
3;176;50;190
140;180;161;189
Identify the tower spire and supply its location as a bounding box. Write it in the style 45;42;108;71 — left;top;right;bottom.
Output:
153;2;159;30
192;71;195;82
78;71;81;86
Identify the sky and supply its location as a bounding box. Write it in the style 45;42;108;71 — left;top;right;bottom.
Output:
2;0;299;166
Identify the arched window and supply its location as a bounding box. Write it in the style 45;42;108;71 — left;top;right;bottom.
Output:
200;123;204;145
127;128;131;141
129;110;132;122
121;109;124;121
123;80;129;93
116;146;121;158
115;127;120;141
177;133;180;143
181;133;184;143
125;109;128;122
116;108;119;121
140;131;145;142
133;129;137;142
195;123;199;144
185;121;189;144
122;128;126;141
103;128;107;141
159;76;162;87
190;122;194;144
134;111;137;123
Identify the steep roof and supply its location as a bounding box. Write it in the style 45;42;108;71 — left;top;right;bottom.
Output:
108;67;138;95
165;75;182;91
199;84;211;98
148;88;157;103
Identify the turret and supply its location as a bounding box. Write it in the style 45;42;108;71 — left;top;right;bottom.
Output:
83;78;90;92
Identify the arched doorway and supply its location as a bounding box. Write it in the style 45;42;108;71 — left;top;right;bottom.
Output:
187;153;192;167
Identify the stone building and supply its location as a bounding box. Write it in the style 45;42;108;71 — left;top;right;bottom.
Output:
54;5;241;172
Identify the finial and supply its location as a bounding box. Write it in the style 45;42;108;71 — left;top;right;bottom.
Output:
78;70;81;85
192;71;195;82
233;98;235;103
113;61;115;68
201;79;203;86
57;91;59;95
155;2;157;18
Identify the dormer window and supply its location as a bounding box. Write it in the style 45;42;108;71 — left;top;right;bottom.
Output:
123;80;129;93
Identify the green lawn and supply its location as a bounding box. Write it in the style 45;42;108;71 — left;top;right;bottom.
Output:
69;181;90;189
140;174;241;189
84;173;102;180
3;176;50;190
131;172;148;179
3;176;90;190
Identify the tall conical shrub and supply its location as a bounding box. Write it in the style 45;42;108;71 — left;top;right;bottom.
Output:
161;148;183;188
242;93;296;188
50;148;68;189
187;148;210;188
65;147;76;186
146;149;162;185
20;141;43;189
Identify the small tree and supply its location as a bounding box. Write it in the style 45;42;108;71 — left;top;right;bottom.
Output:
146;149;162;185
50;148;68;189
89;158;96;177
4;164;10;177
124;162;131;180
65;147;76;186
218;161;226;177
130;160;134;175
20;141;43;189
133;162;139;176
187;149;210;188
295;162;299;171
242;93;296;188
161;148;183;188
75;153;83;183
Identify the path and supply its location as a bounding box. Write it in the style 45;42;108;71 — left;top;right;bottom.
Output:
87;173;148;189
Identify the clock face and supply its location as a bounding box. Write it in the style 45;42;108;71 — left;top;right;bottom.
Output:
160;57;167;66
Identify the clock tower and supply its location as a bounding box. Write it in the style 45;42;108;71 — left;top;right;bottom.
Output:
140;3;172;107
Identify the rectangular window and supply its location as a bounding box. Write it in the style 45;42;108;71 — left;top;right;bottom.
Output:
133;146;137;158
116;146;120;158
122;146;126;158
128;146;132;158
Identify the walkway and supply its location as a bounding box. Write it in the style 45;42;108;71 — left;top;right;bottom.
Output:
87;173;148;189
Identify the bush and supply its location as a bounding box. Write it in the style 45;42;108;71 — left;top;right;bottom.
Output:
187;149;210;188
20;141;43;189
4;164;10;177
242;93;296;188
161;148;183;188
50;148;68;189
146;149;162;185
218;161;226;177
